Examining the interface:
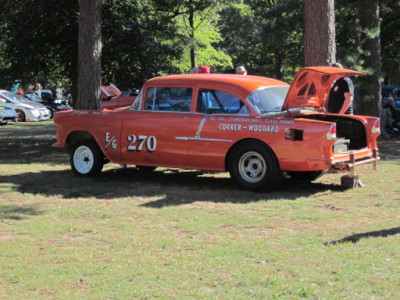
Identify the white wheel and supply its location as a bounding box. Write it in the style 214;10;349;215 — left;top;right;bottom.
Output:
70;140;103;176
73;145;95;174
238;151;267;184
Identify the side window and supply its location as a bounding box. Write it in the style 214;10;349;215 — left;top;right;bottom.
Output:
144;87;192;112
196;89;248;115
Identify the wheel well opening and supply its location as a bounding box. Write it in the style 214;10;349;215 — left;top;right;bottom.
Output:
225;138;280;171
66;131;96;153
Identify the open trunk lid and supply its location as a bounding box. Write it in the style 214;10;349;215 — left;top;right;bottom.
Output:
281;66;364;113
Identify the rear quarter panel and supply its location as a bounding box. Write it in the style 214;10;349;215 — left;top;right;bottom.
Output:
187;114;336;172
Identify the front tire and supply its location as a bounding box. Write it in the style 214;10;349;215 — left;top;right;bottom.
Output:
229;142;281;191
70;140;104;176
15;109;26;122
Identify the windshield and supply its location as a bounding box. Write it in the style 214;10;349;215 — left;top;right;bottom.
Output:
1;91;27;103
25;93;41;102
246;86;289;114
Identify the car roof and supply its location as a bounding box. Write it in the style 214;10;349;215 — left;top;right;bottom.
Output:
146;74;289;97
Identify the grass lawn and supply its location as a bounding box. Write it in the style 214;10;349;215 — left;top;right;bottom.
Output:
0;121;399;299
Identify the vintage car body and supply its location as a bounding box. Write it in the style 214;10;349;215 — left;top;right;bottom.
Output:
0;90;51;122
101;85;137;109
0;105;18;125
53;67;380;191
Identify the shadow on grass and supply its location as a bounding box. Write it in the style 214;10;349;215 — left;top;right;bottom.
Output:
325;227;400;245
0;139;67;165
0;204;44;220
0;166;343;206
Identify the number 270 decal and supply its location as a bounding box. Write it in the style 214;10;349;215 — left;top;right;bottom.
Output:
127;134;157;152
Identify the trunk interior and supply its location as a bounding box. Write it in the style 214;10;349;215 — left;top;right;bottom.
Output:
297;115;367;150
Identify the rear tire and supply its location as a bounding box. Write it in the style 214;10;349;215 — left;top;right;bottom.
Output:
70;140;104;176
228;142;281;191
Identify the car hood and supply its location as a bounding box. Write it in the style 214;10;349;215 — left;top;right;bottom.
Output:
101;85;121;98
15;100;45;109
281;66;364;112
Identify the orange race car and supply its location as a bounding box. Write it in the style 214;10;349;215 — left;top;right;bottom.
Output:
53;67;380;191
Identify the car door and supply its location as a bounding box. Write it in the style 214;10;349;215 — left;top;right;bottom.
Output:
120;86;193;168
187;88;250;170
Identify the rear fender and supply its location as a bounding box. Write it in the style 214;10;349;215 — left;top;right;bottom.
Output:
225;138;280;171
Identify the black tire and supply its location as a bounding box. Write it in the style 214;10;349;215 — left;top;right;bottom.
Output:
15;109;26;122
228;142;281;191
48;108;54;119
287;171;324;181
70;139;104;176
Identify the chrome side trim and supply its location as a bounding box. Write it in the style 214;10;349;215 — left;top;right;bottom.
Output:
175;115;233;142
196;115;209;138
175;137;232;142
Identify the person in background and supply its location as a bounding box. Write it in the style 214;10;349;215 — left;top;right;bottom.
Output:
33;83;42;100
328;62;354;114
384;98;400;129
235;66;247;75
55;82;63;99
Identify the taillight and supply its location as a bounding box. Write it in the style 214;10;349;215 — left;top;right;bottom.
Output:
372;118;380;134
327;123;337;140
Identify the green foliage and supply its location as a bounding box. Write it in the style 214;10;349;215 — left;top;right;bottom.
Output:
170;3;232;73
0;0;78;90
101;0;184;88
381;0;400;85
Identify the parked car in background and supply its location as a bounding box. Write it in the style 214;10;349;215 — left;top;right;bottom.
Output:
382;85;400;108
0;90;51;122
53;67;380;191
40;89;69;105
0;105;17;125
24;92;72;119
101;84;138;109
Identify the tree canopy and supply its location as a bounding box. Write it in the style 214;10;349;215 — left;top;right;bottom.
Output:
0;0;396;115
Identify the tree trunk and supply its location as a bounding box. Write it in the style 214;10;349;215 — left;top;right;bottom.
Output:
76;0;102;109
355;1;381;117
304;0;336;66
189;0;196;68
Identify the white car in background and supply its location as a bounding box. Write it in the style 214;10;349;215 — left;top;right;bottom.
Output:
0;90;51;122
0;105;17;125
